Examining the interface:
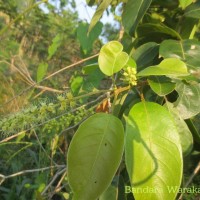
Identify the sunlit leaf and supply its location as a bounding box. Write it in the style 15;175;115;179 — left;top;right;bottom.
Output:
98;41;129;76
179;0;193;9
68;113;124;200
125;102;183;200
159;39;200;73
88;0;112;33
137;58;189;77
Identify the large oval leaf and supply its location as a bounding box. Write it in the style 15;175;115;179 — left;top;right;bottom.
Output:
67;113;124;200
137;58;189;77
125;102;183;200
98;41;129;76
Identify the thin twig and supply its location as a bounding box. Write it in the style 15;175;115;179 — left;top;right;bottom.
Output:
0;165;65;185
178;161;200;200
32;129;57;165
41;167;67;195
0;54;99;108
0;131;26;144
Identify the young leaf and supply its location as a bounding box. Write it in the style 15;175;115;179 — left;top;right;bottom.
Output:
37;62;48;82
88;0;112;33
125;102;183;200
98;41;129;76
67;113;124;200
122;0;152;36
137;58;189;77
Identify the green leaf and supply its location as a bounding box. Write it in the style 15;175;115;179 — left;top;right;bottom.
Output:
77;22;103;54
99;184;118;200
125;102;183;200
165;102;193;156
178;17;198;39
98;41;129;76
148;76;176;96
37;62;48;82
82;64;105;92
132;42;159;71
179;0;193;9
122;0;152;36
137;58;189;77
185;1;200;18
137;23;182;40
47;34;62;60
124;57;137;69
159;39;200;72
88;0;112;33
70;76;84;95
186;118;200;147
67;113;124;200
174;81;200;119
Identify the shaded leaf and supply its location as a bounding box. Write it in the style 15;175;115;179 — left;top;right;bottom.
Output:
165;102;193;156
77;22;103;54
132;42;159;71
137;23;182;40
99;184;118;200
68;113;124;200
82;65;105;92
185;1;200;18
148;76;176;96
174;81;200;119
98;41;129;76
125;102;183;200
122;0;152;36
137;58;189;77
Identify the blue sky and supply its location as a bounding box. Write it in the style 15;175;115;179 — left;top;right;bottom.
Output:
41;0;115;24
